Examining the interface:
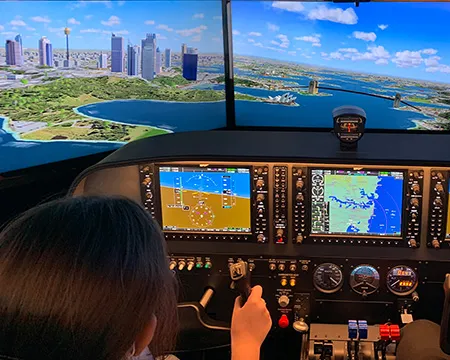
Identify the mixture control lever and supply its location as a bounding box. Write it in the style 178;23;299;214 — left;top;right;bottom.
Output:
230;260;252;305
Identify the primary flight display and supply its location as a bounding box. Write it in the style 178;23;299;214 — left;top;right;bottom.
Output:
311;169;404;236
159;166;251;233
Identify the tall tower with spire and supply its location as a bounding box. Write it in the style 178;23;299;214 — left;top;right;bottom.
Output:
64;27;71;67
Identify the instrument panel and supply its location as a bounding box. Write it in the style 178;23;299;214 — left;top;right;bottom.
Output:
139;162;431;248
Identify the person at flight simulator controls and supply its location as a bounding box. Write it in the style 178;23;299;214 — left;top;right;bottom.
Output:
0;196;272;360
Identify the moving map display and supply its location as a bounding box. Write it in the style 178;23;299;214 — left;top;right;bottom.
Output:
231;2;450;131
159;166;251;232
0;0;225;174
311;169;404;236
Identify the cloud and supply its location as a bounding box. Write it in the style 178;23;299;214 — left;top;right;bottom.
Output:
339;48;358;53
248;38;256;43
272;1;305;13
308;6;358;25
330;51;345;60
1;31;17;36
80;28;101;33
212;37;221;42
267;22;279;32
232;30;240;35
421;48;438;55
425;56;441;67
157;24;173;32
352;31;376;42
31;16;51;23
48;27;67;33
276;34;290;48
312;43;322;47
321;52;328;57
351;45;390;64
378;24;388;30
101;15;120;26
213;16;222;20
176;25;207;37
85;15;93;20
254;42;263;47
144;20;155;25
249;32;262;37
0;25;4;31
10;19;27;26
192;35;201;42
295;35;321;44
11;26;18;30
288;51;297;56
271;40;280;46
392;50;423;68
26;26;36;31
193;13;204;19
113;30;129;35
68;18;80;25
155;33;167;40
426;64;450;73
302;54;312;59
266;46;286;53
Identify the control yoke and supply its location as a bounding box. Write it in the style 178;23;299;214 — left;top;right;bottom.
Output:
440;273;450;354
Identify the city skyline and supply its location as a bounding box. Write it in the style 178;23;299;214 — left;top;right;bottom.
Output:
232;1;450;83
0;1;223;53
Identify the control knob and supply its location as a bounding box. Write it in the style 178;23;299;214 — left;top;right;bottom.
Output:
411;184;420;194
187;261;194;271
432;239;441;249
169;260;177;270
278;295;290;307
257;234;265;243
256;194;265;202
296;180;304;190
256;179;265;189
434;198;443;207
293;319;309;333
410;198;419;207
296;193;304;202
296;235;304;244
269;263;276;271
436;183;444;194
178;261;186;271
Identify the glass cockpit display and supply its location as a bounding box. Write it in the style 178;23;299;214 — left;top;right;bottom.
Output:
159;166;251;233
0;0;225;174
311;169;404;236
231;2;450;130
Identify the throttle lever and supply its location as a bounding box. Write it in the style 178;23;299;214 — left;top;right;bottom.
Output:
229;260;252;305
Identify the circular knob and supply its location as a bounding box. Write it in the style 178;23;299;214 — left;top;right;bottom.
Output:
412;291;419;302
434;198;443;207
436;184;444;193
178;261;186;271
296;235;304;244
411;184;420;194
293;319;309;333
256;194;265;202
256;179;265;189
257;234;265;243
280;278;288;287
296;193;304;202
409;239;417;248
269;263;276;271
296;180;304;190
278;314;289;329
438;172;444;180
169;261;177;270
289;264;297;272
432;239;440;249
278;263;286;272
410;198;419;207
278;295;290;307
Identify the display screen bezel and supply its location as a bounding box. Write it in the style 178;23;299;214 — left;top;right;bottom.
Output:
309;168;406;239
155;164;253;234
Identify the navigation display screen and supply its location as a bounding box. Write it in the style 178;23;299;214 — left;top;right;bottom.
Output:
159;166;251;233
311;169;404;236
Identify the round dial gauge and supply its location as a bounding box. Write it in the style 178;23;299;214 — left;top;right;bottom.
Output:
387;266;418;296
313;263;344;294
350;265;380;295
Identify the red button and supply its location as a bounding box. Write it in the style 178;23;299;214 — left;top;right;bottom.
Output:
379;324;390;341
278;314;289;328
390;325;401;341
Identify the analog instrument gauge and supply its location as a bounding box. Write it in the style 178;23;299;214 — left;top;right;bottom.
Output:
387;265;418;296
313;263;344;294
350;265;380;295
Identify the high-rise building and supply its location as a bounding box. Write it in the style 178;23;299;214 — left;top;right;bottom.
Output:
165;48;171;68
308;80;318;95
14;34;23;65
5;40;22;66
181;43;187;68
141;33;156;80
187;47;198;55
127;45;140;76
111;34;124;73
98;52;107;69
38;37;52;66
64;27;71;68
155;47;161;74
45;42;53;67
182;53;198;81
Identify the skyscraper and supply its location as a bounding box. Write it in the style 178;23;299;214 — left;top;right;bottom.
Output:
64;27;71;68
5;40;22;66
181;43;187;68
111;34;124;73
38;37;51;66
14;34;23;65
127;45;140;76
98;52;107;69
141;33;156;80
155;47;161;74
45;42;53;67
165;48;171;68
183;53;198;81
187;47;198;55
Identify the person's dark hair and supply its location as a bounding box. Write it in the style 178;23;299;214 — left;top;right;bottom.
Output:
0;196;178;360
